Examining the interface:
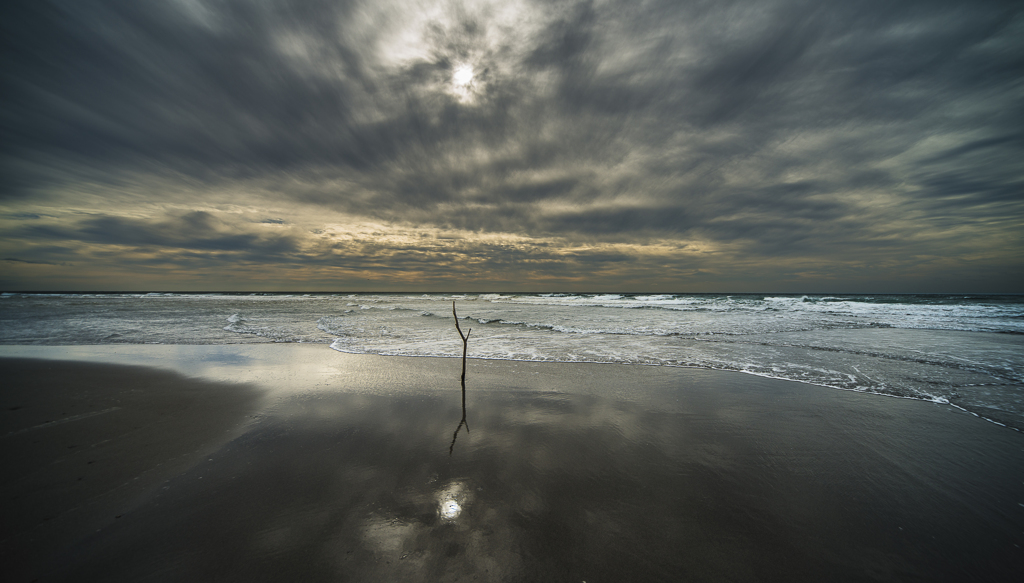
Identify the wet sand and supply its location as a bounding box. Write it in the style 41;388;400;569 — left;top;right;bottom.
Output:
0;358;264;582
2;347;1023;581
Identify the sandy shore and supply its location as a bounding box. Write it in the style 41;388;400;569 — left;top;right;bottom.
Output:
0;357;263;582
2;346;1022;581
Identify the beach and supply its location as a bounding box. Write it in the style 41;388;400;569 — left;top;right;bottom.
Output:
2;345;1022;581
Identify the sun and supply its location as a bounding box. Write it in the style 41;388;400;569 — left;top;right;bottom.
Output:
453;64;474;87
450;63;477;102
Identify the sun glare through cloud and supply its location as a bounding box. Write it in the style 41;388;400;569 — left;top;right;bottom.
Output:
453;64;473;87
451;63;475;102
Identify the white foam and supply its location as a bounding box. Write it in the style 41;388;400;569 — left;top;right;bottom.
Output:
5;293;1023;421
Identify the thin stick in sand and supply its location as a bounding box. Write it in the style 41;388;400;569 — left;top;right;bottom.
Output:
450;301;471;454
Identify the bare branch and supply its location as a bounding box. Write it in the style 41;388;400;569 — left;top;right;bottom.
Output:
453;301;471;384
450;301;471;455
453;301;470;342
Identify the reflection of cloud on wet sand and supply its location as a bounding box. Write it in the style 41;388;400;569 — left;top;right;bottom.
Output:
53;371;1024;582
58;388;689;581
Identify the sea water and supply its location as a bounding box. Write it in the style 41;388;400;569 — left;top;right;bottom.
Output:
2;292;1022;428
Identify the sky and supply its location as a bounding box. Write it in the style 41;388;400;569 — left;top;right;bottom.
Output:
1;0;1022;293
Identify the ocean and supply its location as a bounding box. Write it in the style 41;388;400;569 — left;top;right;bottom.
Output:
2;292;1022;429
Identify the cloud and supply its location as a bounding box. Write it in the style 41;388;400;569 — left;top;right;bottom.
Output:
0;0;1022;290
21;211;301;256
4;257;68;266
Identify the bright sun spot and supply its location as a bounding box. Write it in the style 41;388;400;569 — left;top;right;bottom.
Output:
450;64;476;103
441;499;461;520
453;64;474;87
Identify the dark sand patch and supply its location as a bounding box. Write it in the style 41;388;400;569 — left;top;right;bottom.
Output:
0;358;263;581
3;352;1024;582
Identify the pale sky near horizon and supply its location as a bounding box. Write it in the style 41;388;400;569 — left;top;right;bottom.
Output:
2;0;1022;292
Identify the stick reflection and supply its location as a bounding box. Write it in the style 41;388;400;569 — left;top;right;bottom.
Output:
449;380;469;455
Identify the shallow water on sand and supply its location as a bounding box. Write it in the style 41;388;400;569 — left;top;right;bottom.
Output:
37;350;1024;582
3;293;1023;430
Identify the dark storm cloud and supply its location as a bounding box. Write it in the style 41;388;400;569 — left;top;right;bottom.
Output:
1;0;1022;289
920;134;1024;166
7;209;640;284
24;211;300;255
2;0;365;178
4;257;67;266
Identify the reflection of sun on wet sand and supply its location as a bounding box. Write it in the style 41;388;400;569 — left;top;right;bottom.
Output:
436;480;469;522
2;346;1023;582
